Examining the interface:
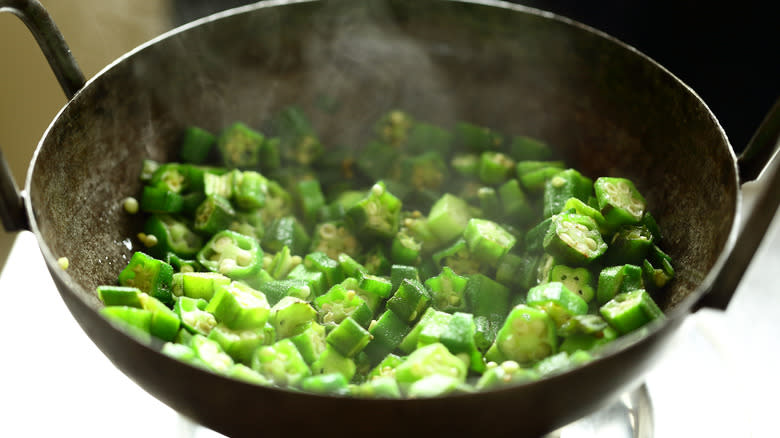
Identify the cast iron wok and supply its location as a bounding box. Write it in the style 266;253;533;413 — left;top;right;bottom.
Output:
1;0;778;436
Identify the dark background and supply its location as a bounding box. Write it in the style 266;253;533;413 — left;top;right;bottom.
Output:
174;0;779;154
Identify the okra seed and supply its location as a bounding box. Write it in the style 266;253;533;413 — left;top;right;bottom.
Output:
551;176;566;188
371;183;384;196
57;257;69;270
122;197;139;214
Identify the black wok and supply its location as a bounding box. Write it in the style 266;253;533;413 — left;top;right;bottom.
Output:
1;0;778;436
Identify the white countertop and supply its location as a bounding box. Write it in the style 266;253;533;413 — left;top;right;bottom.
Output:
1;183;777;438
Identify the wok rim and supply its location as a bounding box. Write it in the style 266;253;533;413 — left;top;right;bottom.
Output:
20;0;741;405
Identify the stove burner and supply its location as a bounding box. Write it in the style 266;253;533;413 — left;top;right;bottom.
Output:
548;384;653;438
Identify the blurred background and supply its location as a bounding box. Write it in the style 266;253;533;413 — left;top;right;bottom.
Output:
1;0;777;256
1;0;777;189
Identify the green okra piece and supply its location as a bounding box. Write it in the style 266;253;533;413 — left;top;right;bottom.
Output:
326;317;372;358
138;292;181;342
406;375;471;398
198;230;263;280
363;310;412;366
97;286;144;308
606;224;655;265
366;353;405;381
289;322;327;365
301;373;349;395
304;251;345;288
174;296;217;336
191;334;235;374
350;376;403;398
498;179;535;224
375;109;414;148
262;216;311;256
451;153;480;178
398;307;450;354
172;271;231;301
526;282;588;326
534;351;593;377
251;338;311;387
230;170;269;210
464;273;511;351
118;251;175;307
424;266;468;313
508;135;553;161
165;252;201;274
558;315;618;354
600;289;664;334
139;159;160;182
313;283;373;329
361;244;392;276
594;177;647;227
478;151;516;185
478;186;502;220
641;212;663;243
207;322;275;365
543;212;607;265
542;169;594;218
228;363;272;386
400;151;448;192
205;281;271;330
264;246;300;280
454;121;503;152
100;306;153;338
439;312;485;373
338;253;366;279
270;296;317;339
203;170;234;199
390;264;420;292
358;273;393;300
285;264;326;298
475;360;539;391
308;222;361;261
386;278;431;323
519;166;566;194
391;228;423;266
549;265;596;303
179;126;216;164
140;186;184;214
642;256;675;290
346;181;402;240
311;346;357;382
485;304;557;365
193;194;235;235
143;214;203;259
355;140;402;180
463;218;516;266
148;163;194;194
495;252;536;289
561;197;610;235
273;106;324;166
406;121;453;156
524;216;553;254
394;343;468;388
597;264;644;305
426;193;474;244
295;179;326;228
217;122;264;169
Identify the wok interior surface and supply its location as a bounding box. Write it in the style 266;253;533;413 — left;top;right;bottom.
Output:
26;0;737;435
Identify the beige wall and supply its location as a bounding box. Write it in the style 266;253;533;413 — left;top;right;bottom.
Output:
0;0;172;188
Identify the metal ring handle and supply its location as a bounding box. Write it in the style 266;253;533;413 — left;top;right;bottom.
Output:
0;0;86;232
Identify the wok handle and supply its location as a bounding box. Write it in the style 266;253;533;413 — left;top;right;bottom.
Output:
0;0;86;232
695;97;780;310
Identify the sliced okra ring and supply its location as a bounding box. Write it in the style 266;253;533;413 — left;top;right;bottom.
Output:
543;212;607;266
600;289;664;334
198;230;263;280
118;251;175;307
486;304;557;365
594;177;647;227
205;281;271;330
549;265;596;303
251;338;311;387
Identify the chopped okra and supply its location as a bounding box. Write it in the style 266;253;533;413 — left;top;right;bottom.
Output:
97;108;674;397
